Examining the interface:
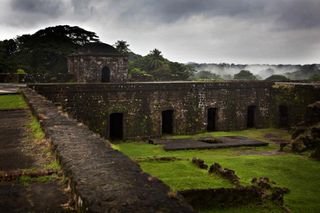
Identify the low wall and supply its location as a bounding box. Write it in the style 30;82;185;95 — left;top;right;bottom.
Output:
0;73;25;83
28;81;320;139
271;82;320;126
22;88;194;212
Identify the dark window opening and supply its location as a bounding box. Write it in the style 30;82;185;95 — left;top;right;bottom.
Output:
162;110;174;134
109;113;123;140
279;105;289;128
247;105;256;128
207;108;217;131
101;66;110;82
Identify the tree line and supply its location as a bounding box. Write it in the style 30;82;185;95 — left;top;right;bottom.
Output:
0;25;194;82
1;25;318;82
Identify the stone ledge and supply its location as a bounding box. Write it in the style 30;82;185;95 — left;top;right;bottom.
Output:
22;88;194;213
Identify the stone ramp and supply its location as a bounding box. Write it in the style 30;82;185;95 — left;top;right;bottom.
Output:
0;108;71;212
150;136;268;151
22;88;194;213
0;182;69;213
0;110;34;170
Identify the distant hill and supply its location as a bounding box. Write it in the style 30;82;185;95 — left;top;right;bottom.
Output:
190;63;320;80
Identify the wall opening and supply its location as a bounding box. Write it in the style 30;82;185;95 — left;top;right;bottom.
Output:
279;105;289;128
101;66;110;82
109;113;123;140
207;108;217;131
162;110;174;135
247;105;256;128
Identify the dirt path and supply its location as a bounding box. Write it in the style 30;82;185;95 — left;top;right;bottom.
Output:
0;109;73;212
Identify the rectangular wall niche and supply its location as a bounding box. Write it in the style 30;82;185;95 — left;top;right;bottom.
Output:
279;105;289;128
109;113;123;140
162;110;174;135
207;108;217;131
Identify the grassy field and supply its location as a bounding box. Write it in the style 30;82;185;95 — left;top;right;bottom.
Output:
0;94;27;110
115;129;320;213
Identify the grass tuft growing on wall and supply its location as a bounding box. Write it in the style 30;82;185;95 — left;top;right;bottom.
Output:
0;94;27;110
28;116;45;140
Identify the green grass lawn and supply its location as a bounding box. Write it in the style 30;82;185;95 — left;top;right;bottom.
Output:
115;129;320;213
0;94;27;110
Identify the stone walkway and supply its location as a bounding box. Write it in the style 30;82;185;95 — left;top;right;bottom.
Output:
0;107;72;212
150;136;268;151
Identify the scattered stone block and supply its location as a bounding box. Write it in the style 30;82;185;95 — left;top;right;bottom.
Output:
251;177;289;205
161;137;268;151
191;158;208;170
208;163;240;186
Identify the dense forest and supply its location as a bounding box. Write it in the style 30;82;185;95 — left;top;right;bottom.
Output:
1;25;319;82
0;25;194;82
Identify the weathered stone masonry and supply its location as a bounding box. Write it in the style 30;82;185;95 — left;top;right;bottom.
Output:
68;42;128;83
29;82;320;140
22;88;194;212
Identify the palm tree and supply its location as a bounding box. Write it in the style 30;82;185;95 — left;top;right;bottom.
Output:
148;49;163;70
114;40;130;54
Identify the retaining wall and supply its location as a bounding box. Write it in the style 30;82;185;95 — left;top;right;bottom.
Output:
22;88;194;212
28;81;320;139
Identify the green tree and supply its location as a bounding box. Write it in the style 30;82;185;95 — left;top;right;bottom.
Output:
148;49;164;70
13;25;100;79
234;70;257;80
129;67;153;81
128;48;193;81
0;40;17;73
114;40;130;54
309;74;320;81
169;62;194;80
193;71;221;80
265;75;289;81
0;41;6;73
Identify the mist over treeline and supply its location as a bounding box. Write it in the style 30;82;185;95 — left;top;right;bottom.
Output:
190;63;320;80
1;24;319;82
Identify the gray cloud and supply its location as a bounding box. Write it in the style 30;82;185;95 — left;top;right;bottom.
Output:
11;0;65;16
276;0;320;29
1;0;320;64
5;0;320;30
104;0;320;30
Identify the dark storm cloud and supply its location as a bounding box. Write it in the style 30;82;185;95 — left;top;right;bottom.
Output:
11;0;65;17
142;0;263;23
277;0;320;29
5;0;320;30
123;0;320;30
1;0;320;64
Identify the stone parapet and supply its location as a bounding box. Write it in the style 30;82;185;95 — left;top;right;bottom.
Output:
22;88;194;213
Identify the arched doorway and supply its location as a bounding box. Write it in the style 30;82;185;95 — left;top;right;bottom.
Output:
207;108;217;131
101;66;110;82
162;110;174;135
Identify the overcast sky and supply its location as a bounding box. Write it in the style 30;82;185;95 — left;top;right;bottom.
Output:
0;0;319;64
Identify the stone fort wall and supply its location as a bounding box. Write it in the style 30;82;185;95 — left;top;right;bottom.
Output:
29;81;320;139
22;88;194;212
68;55;128;83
